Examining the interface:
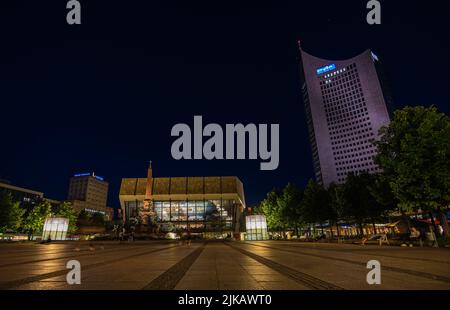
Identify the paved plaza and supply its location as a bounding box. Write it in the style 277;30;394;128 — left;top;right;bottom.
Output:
0;240;450;290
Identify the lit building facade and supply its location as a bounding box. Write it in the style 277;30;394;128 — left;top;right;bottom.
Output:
298;43;391;186
0;181;44;206
42;217;69;241
119;164;246;238
245;215;269;241
0;180;60;208
67;173;109;217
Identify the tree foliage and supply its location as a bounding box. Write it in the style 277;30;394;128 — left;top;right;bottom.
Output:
278;183;303;233
53;201;78;233
328;183;345;222
374;106;450;212
77;209;105;227
301;180;334;228
22;200;51;237
340;173;387;235
259;184;303;231
260;188;283;230
0;191;24;233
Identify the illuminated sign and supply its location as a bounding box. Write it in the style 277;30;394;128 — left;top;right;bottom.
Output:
74;173;90;177
371;52;379;62
85;208;106;215
316;64;336;75
73;173;104;181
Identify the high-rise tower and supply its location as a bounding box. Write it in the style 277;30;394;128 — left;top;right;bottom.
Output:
67;172;109;215
298;43;391;187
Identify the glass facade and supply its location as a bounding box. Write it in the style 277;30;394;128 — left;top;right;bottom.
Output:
124;200;144;221
124;199;238;233
153;199;237;233
120;175;245;236
245;215;269;240
42;217;69;241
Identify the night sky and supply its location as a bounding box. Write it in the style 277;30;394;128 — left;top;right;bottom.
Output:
1;1;449;208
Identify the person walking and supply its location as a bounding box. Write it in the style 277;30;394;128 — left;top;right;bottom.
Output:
409;227;420;247
186;228;192;246
418;226;427;247
397;213;411;246
119;227;125;242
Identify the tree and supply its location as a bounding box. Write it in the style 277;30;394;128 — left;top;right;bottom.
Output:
260;189;284;231
22;200;51;240
0;191;24;233
76;209;89;229
374;106;450;235
343;173;377;236
300;180;318;234
301;180;334;236
91;212;105;226
76;210;106;227
340;173;387;236
328;183;345;237
368;174;398;215
360;173;391;233
278;183;303;236
53;201;78;234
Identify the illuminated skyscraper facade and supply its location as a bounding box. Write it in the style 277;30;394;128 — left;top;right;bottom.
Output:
299;45;391;186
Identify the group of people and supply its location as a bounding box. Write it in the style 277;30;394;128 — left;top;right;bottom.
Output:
178;229;192;246
114;225;135;242
396;216;439;247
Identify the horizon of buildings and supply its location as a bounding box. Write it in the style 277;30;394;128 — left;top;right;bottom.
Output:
298;43;391;187
0;174;113;221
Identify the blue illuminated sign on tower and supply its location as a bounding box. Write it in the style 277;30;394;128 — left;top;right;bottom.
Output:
74;173;90;177
316;64;336;75
73;173;104;181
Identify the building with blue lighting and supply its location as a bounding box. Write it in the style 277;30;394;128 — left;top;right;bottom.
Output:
67;172;110;218
298;43;392;187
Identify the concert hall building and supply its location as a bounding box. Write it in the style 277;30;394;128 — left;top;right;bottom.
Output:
119;163;246;238
298;43;391;187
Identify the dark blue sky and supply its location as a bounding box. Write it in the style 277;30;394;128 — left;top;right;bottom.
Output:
1;1;449;207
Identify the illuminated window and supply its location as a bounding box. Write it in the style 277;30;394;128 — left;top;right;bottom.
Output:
187;201;196;220
162;201;171;221
195;200;205;220
42;217;69;241
245;215;269;241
